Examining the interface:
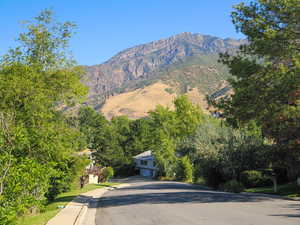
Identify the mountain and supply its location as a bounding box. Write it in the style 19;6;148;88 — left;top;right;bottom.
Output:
82;32;245;118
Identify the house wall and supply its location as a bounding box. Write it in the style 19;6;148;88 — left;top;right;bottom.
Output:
134;157;157;177
135;158;156;170
88;174;98;184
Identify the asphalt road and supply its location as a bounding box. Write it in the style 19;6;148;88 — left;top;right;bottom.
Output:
95;178;300;225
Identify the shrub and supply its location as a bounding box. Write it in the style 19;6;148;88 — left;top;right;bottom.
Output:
240;170;272;188
176;156;193;182
273;168;289;184
204;167;225;189
158;176;176;181
102;167;114;182
194;177;206;185
221;180;244;193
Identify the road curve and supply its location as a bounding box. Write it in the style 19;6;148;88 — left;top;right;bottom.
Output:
95;178;299;225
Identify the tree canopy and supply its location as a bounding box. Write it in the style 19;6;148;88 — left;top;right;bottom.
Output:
0;10;88;224
215;0;300;178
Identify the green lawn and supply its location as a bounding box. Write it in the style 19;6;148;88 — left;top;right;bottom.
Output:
17;182;119;225
245;182;300;198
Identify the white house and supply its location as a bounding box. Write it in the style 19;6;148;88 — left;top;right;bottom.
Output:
133;150;158;177
77;149;100;184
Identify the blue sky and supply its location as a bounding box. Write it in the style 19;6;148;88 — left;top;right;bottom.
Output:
0;0;246;65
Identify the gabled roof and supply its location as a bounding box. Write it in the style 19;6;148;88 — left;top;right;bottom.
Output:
133;150;153;160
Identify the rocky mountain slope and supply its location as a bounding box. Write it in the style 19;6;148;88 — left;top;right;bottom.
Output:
83;32;245;118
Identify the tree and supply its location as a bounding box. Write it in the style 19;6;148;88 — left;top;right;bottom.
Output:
181;117;269;188
147;96;204;177
78;106;108;148
174;95;203;139
176;156;193;182
0;10;87;223
215;0;300;179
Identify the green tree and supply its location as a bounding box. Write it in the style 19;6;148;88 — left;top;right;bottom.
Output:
126;118;153;156
215;0;300;179
148;96;204;177
0;10;87;223
176;156;193;182
78;106;108;148
182;117;269;188
88;113;138;176
174;95;203;139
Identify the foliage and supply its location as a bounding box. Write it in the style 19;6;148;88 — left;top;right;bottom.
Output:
85;95;204;178
91;115;135;175
215;0;300;179
77;106;108;148
46;156;89;200
240;170;272;188
0;157;51;225
147;96;204;177
180;116;269;188
220;180;244;193
245;182;300;198
176;156;193;182
151;130;177;177
102;167;114;182
0;10;87;224
16;183;119;225
78;107;151;176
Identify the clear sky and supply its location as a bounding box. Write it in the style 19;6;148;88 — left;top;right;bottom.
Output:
1;0;247;65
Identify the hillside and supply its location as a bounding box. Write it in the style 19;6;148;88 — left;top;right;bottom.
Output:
101;82;209;119
82;32;245;118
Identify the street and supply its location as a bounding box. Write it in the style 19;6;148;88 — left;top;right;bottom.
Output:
94;178;300;225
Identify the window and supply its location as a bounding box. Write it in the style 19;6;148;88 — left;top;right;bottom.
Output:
140;160;148;166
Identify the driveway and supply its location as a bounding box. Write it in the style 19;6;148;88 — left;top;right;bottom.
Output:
95;178;299;225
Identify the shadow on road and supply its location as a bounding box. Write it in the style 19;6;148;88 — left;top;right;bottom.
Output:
270;214;300;218
73;180;300;219
120;182;211;191
96;191;272;208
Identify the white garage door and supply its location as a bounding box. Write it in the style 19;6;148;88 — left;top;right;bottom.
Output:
140;168;152;177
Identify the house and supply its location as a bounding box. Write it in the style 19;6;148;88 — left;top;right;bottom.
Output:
77;149;100;184
133;150;158;177
86;165;101;184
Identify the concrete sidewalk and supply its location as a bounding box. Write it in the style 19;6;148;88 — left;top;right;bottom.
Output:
46;184;130;225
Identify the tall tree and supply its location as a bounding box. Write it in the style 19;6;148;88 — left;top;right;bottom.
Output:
215;0;300;179
0;10;87;223
148;96;204;176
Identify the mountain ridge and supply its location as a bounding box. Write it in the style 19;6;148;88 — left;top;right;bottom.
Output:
82;32;245;117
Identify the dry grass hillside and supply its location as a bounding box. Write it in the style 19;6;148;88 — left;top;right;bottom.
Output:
101;82;209;119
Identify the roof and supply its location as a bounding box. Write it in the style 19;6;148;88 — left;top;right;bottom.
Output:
76;149;94;156
209;86;232;100
133;150;154;160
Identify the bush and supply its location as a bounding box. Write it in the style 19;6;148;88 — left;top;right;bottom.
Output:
176;156;193;182
115;164;136;177
204;167;225;189
221;180;244;193
158;176;176;181
0;157;51;224
240;170;272;188
102;167;114;182
273;168;289;184
193;177;206;185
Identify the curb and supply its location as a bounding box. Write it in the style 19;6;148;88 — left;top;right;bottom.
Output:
241;191;300;201
76;184;131;225
46;184;130;225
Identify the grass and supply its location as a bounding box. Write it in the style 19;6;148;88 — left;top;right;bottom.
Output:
16;182;119;225
245;182;300;198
